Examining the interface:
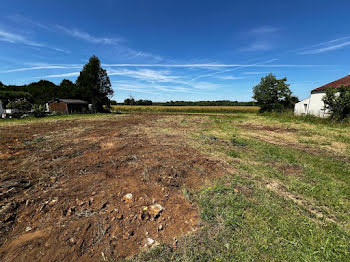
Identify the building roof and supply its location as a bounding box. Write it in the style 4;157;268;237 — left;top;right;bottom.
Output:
312;75;350;93
48;98;88;104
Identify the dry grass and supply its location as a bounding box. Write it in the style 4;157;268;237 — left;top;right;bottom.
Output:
111;105;260;114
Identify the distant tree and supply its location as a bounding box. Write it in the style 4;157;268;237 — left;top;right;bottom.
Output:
59;79;76;98
76;55;113;112
323;86;350;121
253;73;296;112
124;96;135;105
27;80;58;104
0;81;4;87
110;100;117;105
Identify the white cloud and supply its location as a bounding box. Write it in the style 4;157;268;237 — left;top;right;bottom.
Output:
0;65;82;73
57;25;123;45
38;72;80;78
108;68;179;82
243;71;270;75
0;29;43;47
297;38;350;54
240;26;280;52
216;76;246;80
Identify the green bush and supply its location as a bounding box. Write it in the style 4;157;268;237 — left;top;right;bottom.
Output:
323;86;350;121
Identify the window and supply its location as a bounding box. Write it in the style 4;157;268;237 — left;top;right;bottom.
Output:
304;104;307;112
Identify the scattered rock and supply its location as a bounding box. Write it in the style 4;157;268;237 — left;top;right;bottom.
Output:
149;204;164;218
49;197;59;206
142;237;155;248
69;237;76;246
122;193;133;203
91;191;96;196
25;226;32;232
158;224;163;231
116;214;123;220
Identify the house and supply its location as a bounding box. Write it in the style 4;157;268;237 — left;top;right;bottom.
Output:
294;75;350;118
47;99;91;114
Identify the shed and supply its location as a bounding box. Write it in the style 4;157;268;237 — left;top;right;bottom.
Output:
47;99;90;114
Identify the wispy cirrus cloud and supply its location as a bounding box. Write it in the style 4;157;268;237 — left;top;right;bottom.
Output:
216;76;246;80
296;36;350;54
0;61;327;74
38;72;80;78
0;27;69;53
240;25;280;52
108;68;179;83
0;29;43;47
56;25;123;45
0;65;82;73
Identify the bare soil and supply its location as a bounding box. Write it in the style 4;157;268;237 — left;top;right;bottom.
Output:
0;115;227;261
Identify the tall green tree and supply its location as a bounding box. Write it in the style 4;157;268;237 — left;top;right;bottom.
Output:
59;79;76;99
253;73;297;112
323;86;350;121
76;56;113;112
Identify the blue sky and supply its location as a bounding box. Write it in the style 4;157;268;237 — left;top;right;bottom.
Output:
1;0;350;102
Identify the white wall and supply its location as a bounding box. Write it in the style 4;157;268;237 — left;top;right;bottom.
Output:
0;100;3;116
294;98;310;116
294;91;333;118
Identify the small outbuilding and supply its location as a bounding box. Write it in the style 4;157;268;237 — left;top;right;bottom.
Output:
47;99;91;114
294;75;350;118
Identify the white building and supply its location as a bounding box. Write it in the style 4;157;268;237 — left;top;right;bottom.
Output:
0;101;3;115
294;75;350;118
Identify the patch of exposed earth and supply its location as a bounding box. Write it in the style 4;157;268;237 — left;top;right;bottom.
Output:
0;114;228;261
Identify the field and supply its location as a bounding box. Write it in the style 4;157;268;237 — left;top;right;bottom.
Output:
111;105;260;114
0;111;349;261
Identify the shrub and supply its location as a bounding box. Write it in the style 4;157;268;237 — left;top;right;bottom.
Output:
323;86;350;121
6;98;32;111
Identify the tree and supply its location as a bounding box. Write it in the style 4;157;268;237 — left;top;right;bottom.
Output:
124;96;135;105
76;55;113;112
59;79;76;99
253;73;296;112
323;86;350;121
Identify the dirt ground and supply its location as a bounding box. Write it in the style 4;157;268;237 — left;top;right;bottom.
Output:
0;114;228;261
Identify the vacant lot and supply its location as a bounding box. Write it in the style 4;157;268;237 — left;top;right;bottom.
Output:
0;113;349;261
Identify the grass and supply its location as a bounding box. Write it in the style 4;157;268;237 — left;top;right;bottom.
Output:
129;111;350;262
111;105;260;114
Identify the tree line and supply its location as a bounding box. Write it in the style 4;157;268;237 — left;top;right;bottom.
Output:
0;56;113;112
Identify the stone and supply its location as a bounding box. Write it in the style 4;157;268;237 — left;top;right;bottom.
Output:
69;237;76;245
122;193;133;203
158;224;163;231
149;204;163;218
142;237;155;248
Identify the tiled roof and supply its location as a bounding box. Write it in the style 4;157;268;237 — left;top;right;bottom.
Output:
312;75;350;93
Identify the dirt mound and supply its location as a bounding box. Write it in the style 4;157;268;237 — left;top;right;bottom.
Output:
0;115;227;261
